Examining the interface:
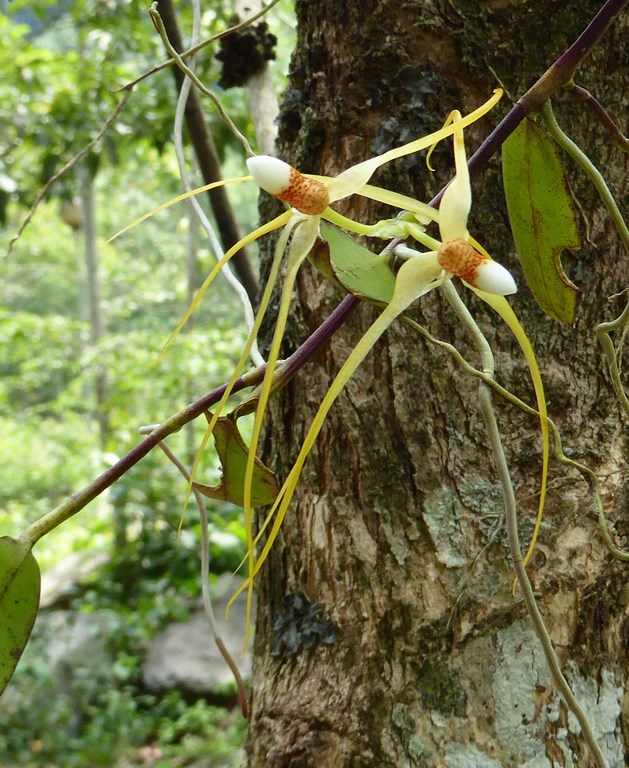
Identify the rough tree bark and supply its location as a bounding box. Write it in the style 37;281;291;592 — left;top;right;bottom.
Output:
246;1;628;766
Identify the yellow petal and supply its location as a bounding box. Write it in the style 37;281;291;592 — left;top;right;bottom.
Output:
228;251;444;611
438;112;472;243
326;90;502;203
107;176;252;243
472;291;550;573
239;216;321;652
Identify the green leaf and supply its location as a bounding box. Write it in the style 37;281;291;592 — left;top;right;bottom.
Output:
502;119;580;324
0;536;40;696
193;416;280;507
318;222;396;304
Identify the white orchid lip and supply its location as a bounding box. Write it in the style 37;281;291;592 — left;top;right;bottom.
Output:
247;155;292;195
472;260;517;296
247;155;330;216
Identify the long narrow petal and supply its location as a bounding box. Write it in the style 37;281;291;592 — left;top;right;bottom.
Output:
240;216;321;651
472;290;550;571
158;210;294;359
326;90;502;203
228;252;443;612
181;214;300;654
107;176;252;243
438;112;472;242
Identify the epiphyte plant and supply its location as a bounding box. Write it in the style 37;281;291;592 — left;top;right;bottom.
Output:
228;107;550;642
111;88;551;644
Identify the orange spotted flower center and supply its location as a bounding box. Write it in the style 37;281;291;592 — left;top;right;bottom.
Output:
438;238;486;284
276;167;330;216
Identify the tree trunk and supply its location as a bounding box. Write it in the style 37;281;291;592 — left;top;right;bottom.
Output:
246;1;628;766
156;0;260;303
77;160;110;450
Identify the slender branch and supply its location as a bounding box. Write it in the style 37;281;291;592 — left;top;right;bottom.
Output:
150;3;254;157
18;295;358;548
566;83;629;152
6;90;132;256
114;0;281;92
18;367;263;548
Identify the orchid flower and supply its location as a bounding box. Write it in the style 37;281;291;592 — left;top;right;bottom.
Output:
218;93;509;644
228;108;550;643
111;88;548;648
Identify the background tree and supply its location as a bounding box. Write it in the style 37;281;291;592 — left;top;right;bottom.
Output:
246;1;628;766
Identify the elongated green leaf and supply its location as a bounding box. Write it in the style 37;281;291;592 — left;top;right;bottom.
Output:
502;119;580;323
0;536;40;695
193;415;279;507
319;222;396;304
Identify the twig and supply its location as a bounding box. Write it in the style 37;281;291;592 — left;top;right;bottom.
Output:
149;2;254;157
114;0;281;92
6;90;132;256
566;83;629;152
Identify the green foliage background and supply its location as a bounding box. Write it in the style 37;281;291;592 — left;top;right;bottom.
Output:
0;0;295;764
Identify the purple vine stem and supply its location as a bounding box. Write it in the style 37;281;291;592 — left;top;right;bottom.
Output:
44;0;626;522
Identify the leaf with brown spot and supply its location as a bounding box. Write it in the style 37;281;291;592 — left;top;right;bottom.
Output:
193;415;279;507
0;536;40;695
502;119;580;324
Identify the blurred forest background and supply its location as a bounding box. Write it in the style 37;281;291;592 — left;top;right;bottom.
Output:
0;1;294;765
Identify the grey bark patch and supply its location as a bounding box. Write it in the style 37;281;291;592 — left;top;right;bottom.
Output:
422;487;467;567
493;622;624;766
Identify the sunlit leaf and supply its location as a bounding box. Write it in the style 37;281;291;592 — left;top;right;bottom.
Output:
502;119;580;323
193;415;279;507
319;221;396;303
0;536;40;696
